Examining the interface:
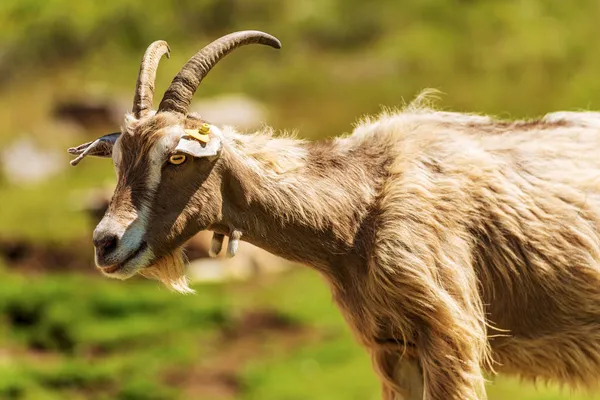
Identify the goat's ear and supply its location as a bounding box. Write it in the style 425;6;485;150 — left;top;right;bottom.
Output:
67;132;120;166
174;126;222;159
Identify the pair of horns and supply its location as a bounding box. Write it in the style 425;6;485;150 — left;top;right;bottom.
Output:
132;30;281;118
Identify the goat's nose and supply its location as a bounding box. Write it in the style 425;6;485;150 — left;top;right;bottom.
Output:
93;234;118;258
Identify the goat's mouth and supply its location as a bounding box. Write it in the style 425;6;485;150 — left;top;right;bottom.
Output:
98;241;149;276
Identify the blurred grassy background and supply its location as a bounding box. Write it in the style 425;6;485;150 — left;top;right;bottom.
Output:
1;0;600;399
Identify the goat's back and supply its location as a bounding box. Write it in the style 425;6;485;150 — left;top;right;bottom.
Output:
355;107;600;386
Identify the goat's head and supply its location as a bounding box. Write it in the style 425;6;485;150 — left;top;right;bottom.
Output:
68;31;281;291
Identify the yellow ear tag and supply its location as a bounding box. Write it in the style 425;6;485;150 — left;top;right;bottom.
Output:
184;127;210;143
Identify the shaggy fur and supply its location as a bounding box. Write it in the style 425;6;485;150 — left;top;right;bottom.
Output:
93;92;600;399
138;247;192;293
207;93;600;399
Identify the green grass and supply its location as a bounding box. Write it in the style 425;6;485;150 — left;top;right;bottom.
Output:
0;162;113;242
0;267;228;399
0;266;598;399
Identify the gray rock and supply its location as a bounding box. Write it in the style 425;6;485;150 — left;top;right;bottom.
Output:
1;137;64;185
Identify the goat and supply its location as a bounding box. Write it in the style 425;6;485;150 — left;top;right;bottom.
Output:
68;31;600;400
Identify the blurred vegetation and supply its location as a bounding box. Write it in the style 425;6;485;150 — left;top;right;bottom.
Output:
1;265;599;400
1;0;600;398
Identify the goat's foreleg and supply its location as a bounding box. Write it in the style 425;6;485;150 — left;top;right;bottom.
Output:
372;233;488;399
374;349;423;400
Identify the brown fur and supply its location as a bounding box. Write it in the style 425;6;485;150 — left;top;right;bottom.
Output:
102;93;600;399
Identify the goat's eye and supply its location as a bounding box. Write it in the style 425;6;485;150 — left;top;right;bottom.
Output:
169;154;187;165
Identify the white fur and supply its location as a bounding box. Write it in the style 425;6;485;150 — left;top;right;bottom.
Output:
542;111;600;127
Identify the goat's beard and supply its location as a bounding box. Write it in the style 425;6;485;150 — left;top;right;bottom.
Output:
138;247;194;294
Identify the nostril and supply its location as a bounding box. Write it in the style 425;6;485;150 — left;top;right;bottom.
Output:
94;235;118;256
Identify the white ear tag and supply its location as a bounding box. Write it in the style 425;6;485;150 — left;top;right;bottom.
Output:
175;124;222;158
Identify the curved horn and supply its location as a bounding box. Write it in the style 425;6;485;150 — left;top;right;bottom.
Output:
133;40;171;118
158;30;281;116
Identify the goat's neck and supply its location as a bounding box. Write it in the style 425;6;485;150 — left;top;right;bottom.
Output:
212;128;386;270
